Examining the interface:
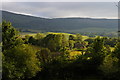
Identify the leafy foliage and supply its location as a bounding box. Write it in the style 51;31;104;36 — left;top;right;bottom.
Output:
42;34;69;52
2;21;120;80
99;54;119;77
3;44;40;80
2;21;24;51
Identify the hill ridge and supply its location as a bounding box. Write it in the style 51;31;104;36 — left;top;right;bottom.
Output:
2;10;118;33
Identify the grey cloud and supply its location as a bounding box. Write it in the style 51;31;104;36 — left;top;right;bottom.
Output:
2;2;118;18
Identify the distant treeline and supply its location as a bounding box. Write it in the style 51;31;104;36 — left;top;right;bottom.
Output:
19;28;118;38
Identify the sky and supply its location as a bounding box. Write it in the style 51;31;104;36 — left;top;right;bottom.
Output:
2;0;120;2
2;2;119;19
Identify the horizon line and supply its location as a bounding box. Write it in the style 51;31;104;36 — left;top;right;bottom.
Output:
1;10;118;19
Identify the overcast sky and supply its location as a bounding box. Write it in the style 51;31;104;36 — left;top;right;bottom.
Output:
2;2;118;19
2;0;120;2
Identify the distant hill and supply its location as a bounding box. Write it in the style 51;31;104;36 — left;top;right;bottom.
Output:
2;10;118;33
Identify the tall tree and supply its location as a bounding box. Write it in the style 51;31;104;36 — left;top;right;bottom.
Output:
86;37;107;66
2;21;23;51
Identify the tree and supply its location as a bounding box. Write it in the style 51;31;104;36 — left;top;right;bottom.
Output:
36;48;51;64
34;33;45;40
86;37;107;67
61;34;69;51
84;38;94;44
99;54;119;79
104;37;117;47
69;35;76;41
42;34;69;52
69;40;75;50
86;37;105;55
73;34;83;50
113;42;120;59
2;44;41;80
2;21;23;51
111;42;120;79
28;36;36;45
75;33;82;42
